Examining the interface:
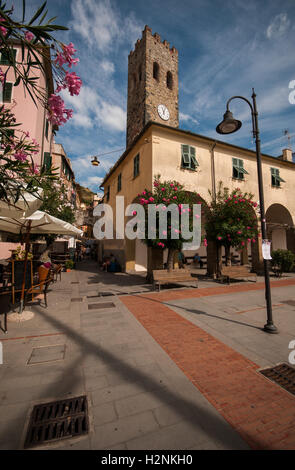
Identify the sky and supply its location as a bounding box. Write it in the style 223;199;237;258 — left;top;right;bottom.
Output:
19;0;295;193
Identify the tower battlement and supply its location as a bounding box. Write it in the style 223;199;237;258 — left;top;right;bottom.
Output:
127;26;179;148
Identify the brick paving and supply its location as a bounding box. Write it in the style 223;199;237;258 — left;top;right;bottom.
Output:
121;280;295;450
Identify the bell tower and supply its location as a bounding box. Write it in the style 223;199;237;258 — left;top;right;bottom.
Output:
126;25;179;148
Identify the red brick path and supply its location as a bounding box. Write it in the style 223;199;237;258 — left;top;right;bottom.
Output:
120;279;295;450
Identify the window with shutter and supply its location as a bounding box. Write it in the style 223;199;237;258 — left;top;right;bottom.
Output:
271;168;285;187
117;173;122;192
2;82;13;103
133;154;140;178
43;152;52;170
232;158;248;179
0;49;16;65
181;145;198;170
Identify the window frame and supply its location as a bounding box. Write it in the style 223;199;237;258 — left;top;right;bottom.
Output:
117;173;122;192
0;49;17;66
232;158;248;180
271;167;285;187
1;81;13;103
181;144;199;171
133;153;140;178
106;185;110;202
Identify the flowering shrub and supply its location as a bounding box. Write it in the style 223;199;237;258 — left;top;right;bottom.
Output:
136;176;202;270
205;183;260;266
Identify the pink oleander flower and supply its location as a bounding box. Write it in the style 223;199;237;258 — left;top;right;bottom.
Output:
204;239;208;247
153;182;159;187
0;18;7;37
55;42;79;68
237;231;242;235
48;94;73;126
25;31;34;41
195;214;200;218
30;163;40;175
162;231;167;236
142;191;146;195
132;211;137;216
217;236;222;240
0;68;5;85
14;150;27;161
56;71;82;96
161;187;165;191
173;196;177;200
149;197;154;202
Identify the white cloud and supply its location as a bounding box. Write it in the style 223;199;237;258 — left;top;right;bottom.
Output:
266;13;290;39
70;0;143;52
98;101;126;132
179;112;199;125
100;60;115;74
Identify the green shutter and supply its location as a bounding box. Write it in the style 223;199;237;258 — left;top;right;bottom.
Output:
0;49;16;65
43;152;52;170
2;82;12;102
232;158;248;178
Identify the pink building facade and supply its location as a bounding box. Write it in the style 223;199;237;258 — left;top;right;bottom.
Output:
0;42;55;167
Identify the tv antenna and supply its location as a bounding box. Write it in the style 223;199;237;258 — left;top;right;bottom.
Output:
283;129;292;150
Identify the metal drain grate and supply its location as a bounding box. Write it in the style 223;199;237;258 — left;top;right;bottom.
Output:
71;282;79;285
88;302;115;310
24;395;89;448
71;298;83;302
260;363;295;396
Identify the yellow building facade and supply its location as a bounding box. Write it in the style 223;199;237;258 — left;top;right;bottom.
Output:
101;122;295;273
100;26;295;274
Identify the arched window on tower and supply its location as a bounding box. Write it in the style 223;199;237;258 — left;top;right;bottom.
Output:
167;71;173;90
153;62;159;81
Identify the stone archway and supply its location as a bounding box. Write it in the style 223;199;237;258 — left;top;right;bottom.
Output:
266;204;295;253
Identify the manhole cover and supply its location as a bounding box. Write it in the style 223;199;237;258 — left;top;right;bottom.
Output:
88;302;115;310
71;298;83;302
27;345;66;365
24;395;89;448
281;300;295;307
260;363;295;395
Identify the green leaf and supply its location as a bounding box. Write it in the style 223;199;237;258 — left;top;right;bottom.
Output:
28;1;47;25
22;0;26;22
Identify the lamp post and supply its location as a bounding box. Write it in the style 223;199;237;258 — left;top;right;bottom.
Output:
216;88;278;334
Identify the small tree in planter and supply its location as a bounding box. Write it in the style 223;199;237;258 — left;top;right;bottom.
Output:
136;177;203;272
205;183;260;275
65;259;74;271
271;249;295;277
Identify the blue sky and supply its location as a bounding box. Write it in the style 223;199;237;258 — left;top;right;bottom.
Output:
21;0;295;193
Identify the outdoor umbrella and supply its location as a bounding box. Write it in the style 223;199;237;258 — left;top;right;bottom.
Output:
0;210;83;316
0;189;43;218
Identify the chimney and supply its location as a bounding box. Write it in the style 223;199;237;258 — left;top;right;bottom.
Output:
282;148;292;161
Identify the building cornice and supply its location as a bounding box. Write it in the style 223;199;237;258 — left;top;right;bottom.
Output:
101;121;295;187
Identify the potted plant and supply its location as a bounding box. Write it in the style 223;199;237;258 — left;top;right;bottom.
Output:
271;249;295;277
65;259;75;272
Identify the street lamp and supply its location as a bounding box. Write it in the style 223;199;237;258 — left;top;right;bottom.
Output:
91;156;100;166
216;88;278;334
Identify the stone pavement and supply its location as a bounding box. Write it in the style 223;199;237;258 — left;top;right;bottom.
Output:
0;260;295;450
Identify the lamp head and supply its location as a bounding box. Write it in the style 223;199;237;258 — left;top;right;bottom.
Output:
216;110;242;135
91;156;100;166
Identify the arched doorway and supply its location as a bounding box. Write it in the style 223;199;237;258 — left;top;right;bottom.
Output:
266;204;295;253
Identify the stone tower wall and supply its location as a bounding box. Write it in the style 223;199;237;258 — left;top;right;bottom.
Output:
126;25;179;148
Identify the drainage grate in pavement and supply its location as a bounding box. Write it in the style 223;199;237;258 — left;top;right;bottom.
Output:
71;282;80;285
71;298;83;302
88;302;115;310
87;295;101;299
260;363;295;396
281;300;295;307
24;395;89;448
27;345;66;365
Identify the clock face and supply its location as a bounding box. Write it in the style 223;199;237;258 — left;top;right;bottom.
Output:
158;104;170;121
